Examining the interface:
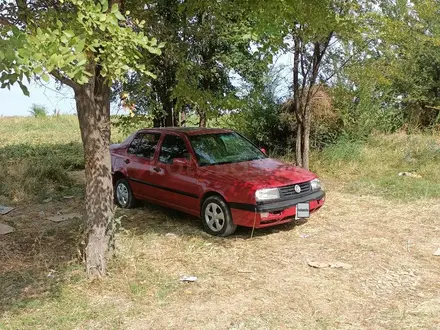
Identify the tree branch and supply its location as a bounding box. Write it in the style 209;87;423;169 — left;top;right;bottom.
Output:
50;70;80;91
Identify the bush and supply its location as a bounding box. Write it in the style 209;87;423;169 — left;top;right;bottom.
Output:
29;104;48;118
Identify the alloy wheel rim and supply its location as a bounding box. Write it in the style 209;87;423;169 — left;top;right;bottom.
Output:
116;183;129;206
205;203;225;232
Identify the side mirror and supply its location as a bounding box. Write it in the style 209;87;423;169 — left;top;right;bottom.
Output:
260;148;267;155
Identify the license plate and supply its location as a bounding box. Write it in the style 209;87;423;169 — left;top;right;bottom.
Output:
296;202;310;219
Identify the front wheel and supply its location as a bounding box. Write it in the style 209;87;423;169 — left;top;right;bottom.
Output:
114;178;136;208
201;196;237;237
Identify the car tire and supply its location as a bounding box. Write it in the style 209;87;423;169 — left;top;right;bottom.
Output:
114;178;136;208
201;195;237;237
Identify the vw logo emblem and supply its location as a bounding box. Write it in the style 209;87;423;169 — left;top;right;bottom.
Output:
294;185;301;193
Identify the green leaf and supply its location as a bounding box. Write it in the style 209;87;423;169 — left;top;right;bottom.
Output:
101;0;109;12
146;45;161;55
75;39;86;52
111;3;118;13
41;73;50;82
77;59;87;66
63;30;75;38
34;67;43;75
18;81;29;96
114;11;125;21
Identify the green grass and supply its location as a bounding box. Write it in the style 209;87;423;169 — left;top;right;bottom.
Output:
0;115;131;202
312;133;440;200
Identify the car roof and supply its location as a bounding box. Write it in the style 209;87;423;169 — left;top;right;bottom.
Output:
137;127;234;136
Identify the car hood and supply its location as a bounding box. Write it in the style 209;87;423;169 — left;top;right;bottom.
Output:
203;158;317;188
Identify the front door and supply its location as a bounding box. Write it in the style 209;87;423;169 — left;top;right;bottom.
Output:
149;134;201;215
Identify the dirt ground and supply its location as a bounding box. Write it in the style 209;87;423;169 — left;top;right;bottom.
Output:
1;179;440;329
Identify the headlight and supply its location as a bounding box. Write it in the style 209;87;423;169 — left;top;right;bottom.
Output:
255;188;280;202
311;178;324;191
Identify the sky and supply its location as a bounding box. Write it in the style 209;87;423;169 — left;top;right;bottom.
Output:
0;79;76;116
0;52;293;117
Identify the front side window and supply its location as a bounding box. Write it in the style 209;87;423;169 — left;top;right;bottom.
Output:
189;132;266;166
127;133;144;154
159;135;189;164
128;133;161;159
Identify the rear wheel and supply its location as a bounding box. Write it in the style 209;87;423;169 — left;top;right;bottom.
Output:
114;178;136;208
201;196;236;237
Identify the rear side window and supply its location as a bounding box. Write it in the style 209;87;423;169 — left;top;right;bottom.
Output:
159;135;189;164
128;133;161;159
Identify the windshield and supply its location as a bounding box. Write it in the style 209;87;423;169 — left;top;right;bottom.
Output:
189;132;266;166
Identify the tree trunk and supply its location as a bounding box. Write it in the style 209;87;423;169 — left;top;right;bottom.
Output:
295;122;303;167
153;116;161;127
302;104;311;170
199;111;207;127
165;105;174;127
293;34;302;167
180;109;186;127
75;72;113;278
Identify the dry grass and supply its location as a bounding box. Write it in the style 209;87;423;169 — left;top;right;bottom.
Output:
1;179;440;329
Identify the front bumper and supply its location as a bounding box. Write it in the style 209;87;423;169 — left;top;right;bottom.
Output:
229;191;325;228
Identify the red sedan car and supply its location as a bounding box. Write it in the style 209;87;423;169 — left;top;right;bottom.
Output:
111;127;325;236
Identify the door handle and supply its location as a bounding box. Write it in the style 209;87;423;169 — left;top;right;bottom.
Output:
153;167;161;173
124;159;130;164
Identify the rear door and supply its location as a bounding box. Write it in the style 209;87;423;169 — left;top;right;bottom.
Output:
148;134;201;215
125;132;162;198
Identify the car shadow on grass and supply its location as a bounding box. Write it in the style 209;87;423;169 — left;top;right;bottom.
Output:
118;201;308;240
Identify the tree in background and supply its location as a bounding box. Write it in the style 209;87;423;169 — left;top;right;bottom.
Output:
241;0;374;169
114;0;268;128
325;0;440;137
0;0;161;277
374;0;440;128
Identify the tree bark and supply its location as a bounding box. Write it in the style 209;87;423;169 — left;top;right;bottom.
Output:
292;34;303;167
302;104;311;170
75;70;113;278
199;111;207;127
295;123;303;167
